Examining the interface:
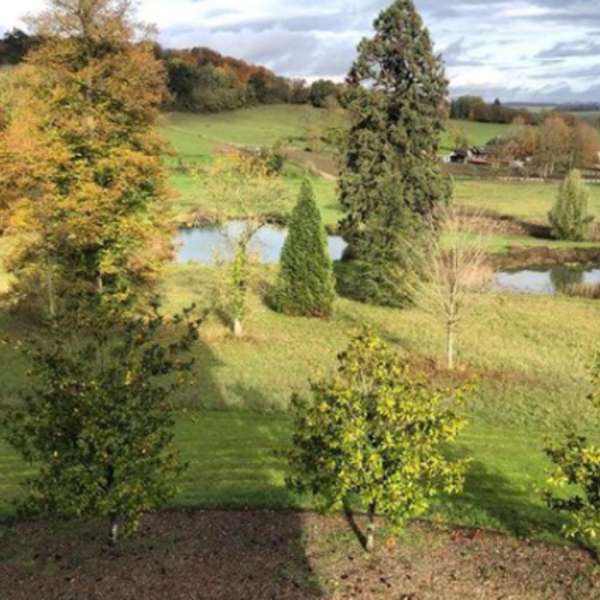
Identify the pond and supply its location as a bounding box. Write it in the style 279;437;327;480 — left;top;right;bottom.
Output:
495;264;600;295
176;221;347;265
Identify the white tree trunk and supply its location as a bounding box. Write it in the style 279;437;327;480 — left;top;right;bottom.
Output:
446;322;455;370
109;514;119;546
233;318;243;338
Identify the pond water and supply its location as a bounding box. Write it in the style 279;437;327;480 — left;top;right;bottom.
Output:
495;264;600;295
176;221;347;265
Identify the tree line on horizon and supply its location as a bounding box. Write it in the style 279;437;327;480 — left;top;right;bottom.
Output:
0;28;343;114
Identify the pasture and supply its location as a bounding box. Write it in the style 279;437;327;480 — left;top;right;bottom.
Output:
2;105;600;547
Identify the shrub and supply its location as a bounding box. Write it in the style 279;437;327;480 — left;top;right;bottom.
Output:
549;169;594;241
2;302;200;544
286;330;468;551
546;352;600;550
273;180;336;317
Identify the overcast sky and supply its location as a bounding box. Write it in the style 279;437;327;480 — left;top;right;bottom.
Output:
2;0;599;103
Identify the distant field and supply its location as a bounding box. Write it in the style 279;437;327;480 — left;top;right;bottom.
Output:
455;178;600;222
162;106;511;163
440;121;511;152
568;111;600;123
163;107;515;226
160;106;312;165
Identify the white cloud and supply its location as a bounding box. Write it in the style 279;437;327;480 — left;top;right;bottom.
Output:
1;0;598;102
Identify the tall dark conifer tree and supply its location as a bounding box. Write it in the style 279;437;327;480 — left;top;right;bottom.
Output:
339;0;451;306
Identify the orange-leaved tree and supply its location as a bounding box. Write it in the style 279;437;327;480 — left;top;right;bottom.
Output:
0;0;172;317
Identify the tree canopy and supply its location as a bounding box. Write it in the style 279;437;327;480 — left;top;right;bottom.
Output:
0;0;172;316
338;0;452;306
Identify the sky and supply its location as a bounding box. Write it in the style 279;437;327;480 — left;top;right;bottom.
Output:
1;0;599;103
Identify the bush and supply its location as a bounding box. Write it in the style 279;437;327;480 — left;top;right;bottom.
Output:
273;180;336;317
546;352;600;550
549;169;594;241
2;302;200;544
286;330;468;551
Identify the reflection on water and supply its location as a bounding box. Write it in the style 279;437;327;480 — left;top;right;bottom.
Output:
176;221;347;265
495;264;600;295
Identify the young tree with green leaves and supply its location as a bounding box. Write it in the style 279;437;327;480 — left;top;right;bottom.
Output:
201;151;289;338
338;0;452;307
273;180;336;317
546;352;600;551
549;169;594;242
286;330;468;552
2;301;201;544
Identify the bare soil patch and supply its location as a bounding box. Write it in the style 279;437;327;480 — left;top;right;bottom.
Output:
1;509;599;599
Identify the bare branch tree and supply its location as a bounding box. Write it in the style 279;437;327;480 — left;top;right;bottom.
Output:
414;207;495;370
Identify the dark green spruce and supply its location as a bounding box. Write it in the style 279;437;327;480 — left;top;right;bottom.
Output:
273;180;336;317
338;0;452;306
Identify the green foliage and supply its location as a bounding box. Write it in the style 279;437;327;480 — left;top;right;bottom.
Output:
273;180;336;317
338;0;452;306
2;301;201;543
286;331;467;547
548;170;594;241
545;352;600;549
309;80;340;108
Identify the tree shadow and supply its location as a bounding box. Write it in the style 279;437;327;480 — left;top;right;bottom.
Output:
2;378;326;599
342;499;367;550
0;507;325;599
449;453;567;541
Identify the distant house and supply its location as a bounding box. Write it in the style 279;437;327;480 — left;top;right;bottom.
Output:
447;147;490;165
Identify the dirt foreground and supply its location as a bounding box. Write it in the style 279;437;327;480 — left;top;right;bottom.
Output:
1;509;599;599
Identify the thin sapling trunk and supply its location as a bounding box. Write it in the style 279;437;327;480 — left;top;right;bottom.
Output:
366;501;377;552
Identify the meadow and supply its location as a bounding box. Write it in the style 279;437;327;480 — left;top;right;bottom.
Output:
1;105;600;546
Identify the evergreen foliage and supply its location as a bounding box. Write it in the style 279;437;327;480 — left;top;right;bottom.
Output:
273;180;336;317
338;0;452;306
287;330;468;551
2;301;201;544
548;169;594;241
545;351;600;550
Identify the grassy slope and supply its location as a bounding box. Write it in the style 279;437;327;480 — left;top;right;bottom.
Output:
2;263;599;541
439;121;511;152
161;108;511;161
0;106;596;542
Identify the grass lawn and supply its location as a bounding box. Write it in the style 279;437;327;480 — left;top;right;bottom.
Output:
0;414;567;542
455;178;600;223
170;171;341;228
1;107;599;547
1;261;600;543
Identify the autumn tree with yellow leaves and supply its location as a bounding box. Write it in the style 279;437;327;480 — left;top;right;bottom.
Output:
1;1;202;546
0;0;172;317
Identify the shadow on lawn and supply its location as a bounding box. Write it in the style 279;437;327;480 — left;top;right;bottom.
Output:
453;457;566;540
2;372;325;599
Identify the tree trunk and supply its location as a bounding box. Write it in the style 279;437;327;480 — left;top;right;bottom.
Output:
446;321;455;370
233;318;243;338
46;262;56;319
109;514;119;546
366;502;376;553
